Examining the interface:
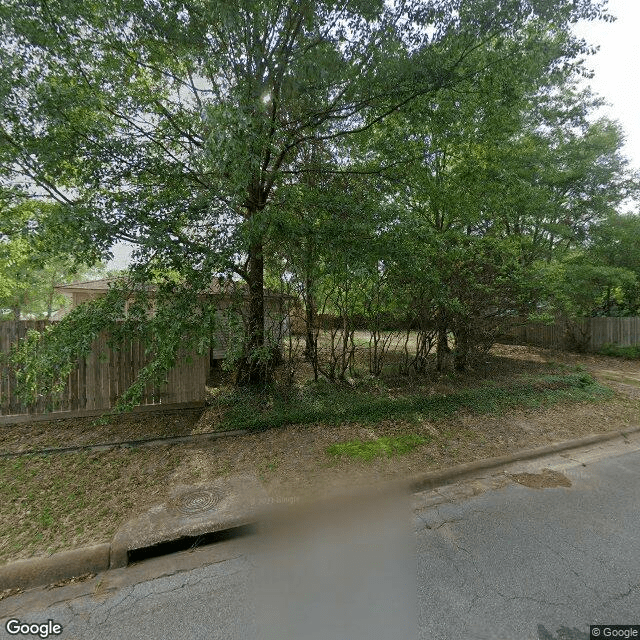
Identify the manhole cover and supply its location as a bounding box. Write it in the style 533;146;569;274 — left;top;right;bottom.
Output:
173;489;223;515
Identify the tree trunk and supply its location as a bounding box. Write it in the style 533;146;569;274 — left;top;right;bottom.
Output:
46;276;56;320
304;274;318;381
454;327;469;372
305;299;316;358
12;306;21;321
237;239;269;385
46;292;54;321
436;322;450;372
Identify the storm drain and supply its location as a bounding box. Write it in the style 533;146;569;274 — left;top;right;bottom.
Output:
127;523;256;565
172;488;224;516
109;475;269;569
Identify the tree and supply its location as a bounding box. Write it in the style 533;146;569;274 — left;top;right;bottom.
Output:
491;114;635;266
348;30;618;370
544;259;637;319
0;198;101;319
0;0;612;388
0;247;81;320
584;212;640;314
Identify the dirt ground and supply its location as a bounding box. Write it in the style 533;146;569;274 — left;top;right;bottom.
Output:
0;410;202;456
0;344;638;563
509;468;573;489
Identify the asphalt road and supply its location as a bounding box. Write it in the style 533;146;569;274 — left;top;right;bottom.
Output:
416;450;640;639
2;442;639;640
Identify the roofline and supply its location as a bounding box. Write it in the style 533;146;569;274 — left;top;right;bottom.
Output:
54;282;294;300
56;277;115;287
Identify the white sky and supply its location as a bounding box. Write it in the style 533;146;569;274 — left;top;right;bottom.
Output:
108;242;134;270
573;0;640;172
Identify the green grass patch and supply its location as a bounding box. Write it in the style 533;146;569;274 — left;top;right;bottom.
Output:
211;372;613;432
327;434;429;461
598;343;640;359
0;448;184;563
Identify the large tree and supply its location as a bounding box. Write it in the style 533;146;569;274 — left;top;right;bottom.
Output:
1;0;612;385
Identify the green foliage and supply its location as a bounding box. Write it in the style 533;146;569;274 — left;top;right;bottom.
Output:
1;0;632;400
538;258;638;318
1;8;618;332
0;199;102;319
583;213;640;315
208;373;612;432
326;434;429;462
598;344;640;359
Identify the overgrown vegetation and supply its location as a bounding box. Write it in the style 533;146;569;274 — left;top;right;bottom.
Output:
207;372;613;433
3;0;639;402
598;344;640;359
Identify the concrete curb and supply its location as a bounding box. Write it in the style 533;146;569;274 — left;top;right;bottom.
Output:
0;544;110;592
406;424;640;494
1;425;639;593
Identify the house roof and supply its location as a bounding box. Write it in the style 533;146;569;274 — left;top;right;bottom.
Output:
54;278;116;293
49;308;68;321
55;278;292;299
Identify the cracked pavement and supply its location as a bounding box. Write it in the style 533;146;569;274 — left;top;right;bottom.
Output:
1;434;639;639
415;435;640;639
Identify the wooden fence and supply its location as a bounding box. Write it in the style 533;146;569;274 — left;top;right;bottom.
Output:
0;321;208;421
500;317;640;351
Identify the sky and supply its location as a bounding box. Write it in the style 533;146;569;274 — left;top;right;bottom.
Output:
107;1;640;270
573;0;640;172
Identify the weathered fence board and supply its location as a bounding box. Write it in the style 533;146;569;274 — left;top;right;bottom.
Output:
0;321;207;420
589;316;640;348
501;317;640;351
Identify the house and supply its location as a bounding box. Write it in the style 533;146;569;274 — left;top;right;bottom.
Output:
54;278;292;360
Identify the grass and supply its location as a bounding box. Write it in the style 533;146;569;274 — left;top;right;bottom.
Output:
598;343;640;359
208;371;613;433
0;448;184;563
327;434;430;461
